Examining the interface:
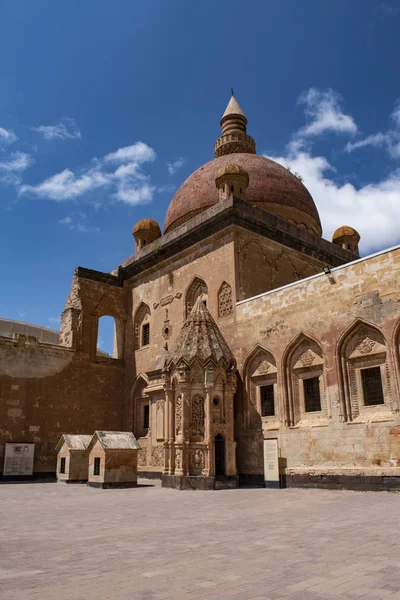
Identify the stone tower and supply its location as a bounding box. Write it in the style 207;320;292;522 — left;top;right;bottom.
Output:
146;297;238;490
214;93;256;157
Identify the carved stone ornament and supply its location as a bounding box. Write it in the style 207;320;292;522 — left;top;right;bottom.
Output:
151;445;164;467
355;336;376;354
175;395;182;436
162;322;172;340
156;399;164;413
218;282;233;317
299;349;316;367
175;448;182;470
253;359;271;376
191;449;204;469
190;395;205;435
138;447;147;467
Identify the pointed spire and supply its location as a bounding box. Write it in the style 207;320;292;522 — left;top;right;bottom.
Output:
221;95;246;120
168;297;234;367
214;93;256;158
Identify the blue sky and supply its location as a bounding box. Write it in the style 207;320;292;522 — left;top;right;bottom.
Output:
1;0;400;354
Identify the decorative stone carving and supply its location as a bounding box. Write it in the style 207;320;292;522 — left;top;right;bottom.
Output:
175;395;182;436
151;445;164;467
162;322;172;340
175;448;182;470
218;282;233;317
190;362;203;384
156;399;164;440
253;359;271;375
191;449;204;470
190;395;205;436
299;349;315;367
355;336;376;354
138;447;147;467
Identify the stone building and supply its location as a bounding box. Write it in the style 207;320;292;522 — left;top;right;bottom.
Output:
0;94;399;490
87;431;141;488
56;434;91;483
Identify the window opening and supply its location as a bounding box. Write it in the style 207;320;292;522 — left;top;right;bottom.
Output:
231;185;234;192
142;323;150;346
143;404;150;429
362;367;384;406
60;457;66;474
213;397;220;406
303;377;321;412
261;385;275;416
94;457;101;476
96;315;116;357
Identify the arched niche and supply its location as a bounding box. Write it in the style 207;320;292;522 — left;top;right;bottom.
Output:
338;320;394;421
244;345;279;428
218;281;233;318
185;277;208;317
283;333;326;426
131;374;149;437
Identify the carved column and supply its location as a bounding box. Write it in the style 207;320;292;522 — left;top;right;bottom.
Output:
163;385;172;475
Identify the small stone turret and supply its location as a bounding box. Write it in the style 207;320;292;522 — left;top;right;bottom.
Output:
214;93;256;158
215;163;249;201
132;218;161;253
332;226;360;257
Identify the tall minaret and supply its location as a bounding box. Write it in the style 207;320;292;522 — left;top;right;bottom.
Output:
214;91;256;158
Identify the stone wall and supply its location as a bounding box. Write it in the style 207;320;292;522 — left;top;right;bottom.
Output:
0;269;127;476
233;246;400;488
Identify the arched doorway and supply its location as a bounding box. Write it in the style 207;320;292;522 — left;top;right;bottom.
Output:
215;434;225;477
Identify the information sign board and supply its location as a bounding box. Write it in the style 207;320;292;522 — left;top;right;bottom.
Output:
3;443;35;477
263;438;280;488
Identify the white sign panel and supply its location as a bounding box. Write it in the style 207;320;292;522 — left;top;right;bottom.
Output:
263;438;280;488
3;443;35;477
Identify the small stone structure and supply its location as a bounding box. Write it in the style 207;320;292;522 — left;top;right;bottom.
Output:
56;434;92;483
87;431;141;488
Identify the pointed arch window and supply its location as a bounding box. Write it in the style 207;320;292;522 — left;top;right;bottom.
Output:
284;335;327;427
338;321;394;421
244;346;279;429
134;302;151;350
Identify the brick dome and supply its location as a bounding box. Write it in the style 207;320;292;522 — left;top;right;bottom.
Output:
132;218;161;236
332;225;360;241
164;153;322;235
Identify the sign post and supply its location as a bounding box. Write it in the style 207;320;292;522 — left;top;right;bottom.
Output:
263;437;280;488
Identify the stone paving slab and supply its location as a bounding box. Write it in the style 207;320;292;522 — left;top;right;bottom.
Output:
0;480;399;599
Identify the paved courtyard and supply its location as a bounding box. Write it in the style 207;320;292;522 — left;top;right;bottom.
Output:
1;481;400;600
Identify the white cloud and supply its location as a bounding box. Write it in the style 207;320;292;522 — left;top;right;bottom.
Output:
32;118;81;141
346;133;388;153
0;127;17;145
267;148;400;254
345;101;400;158
0;151;34;172
166;157;185;175
298;88;357;137
59;216;73;225
20;141;158;207
21;168;109;201
115;182;155;205
104;142;156;165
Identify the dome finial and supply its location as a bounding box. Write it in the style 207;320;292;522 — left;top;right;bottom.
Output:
214;94;256;158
